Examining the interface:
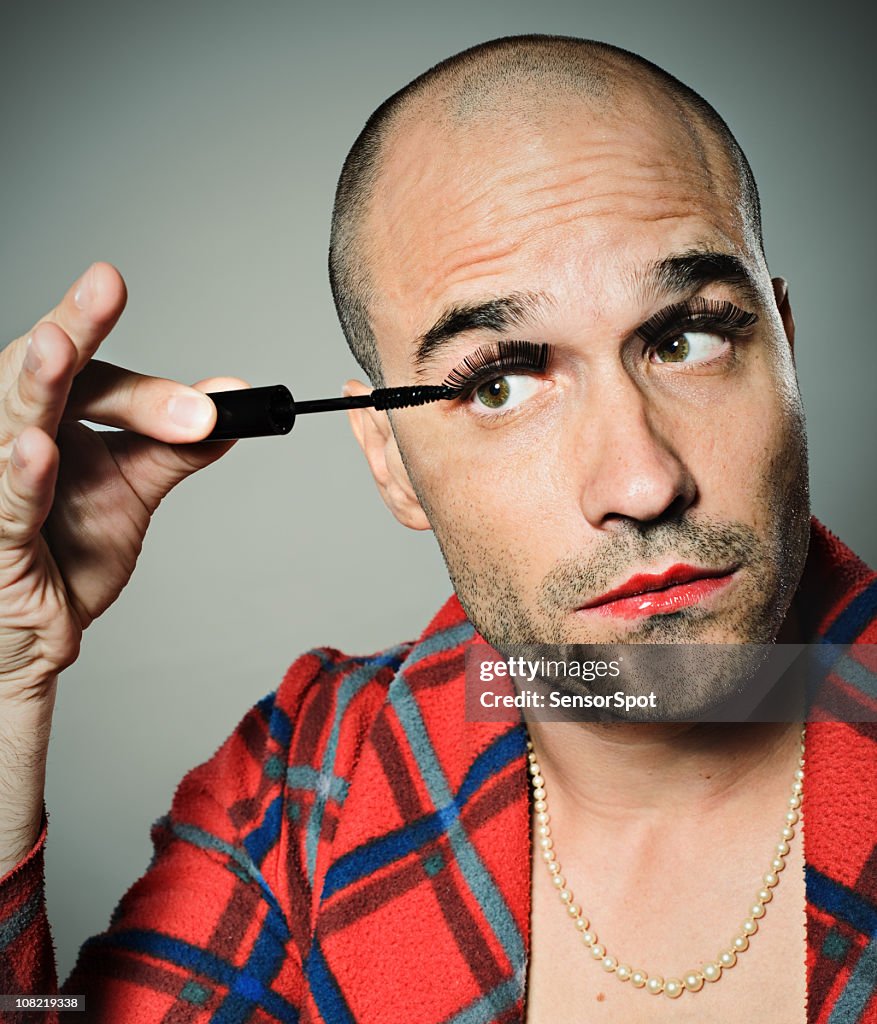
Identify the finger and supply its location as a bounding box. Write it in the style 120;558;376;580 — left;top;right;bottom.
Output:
192;377;251;394
2;263;128;393
98;378;251;514
64;367;250;442
0;323;79;453
0;427;59;556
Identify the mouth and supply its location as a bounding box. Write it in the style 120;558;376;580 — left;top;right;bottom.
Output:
576;563;738;621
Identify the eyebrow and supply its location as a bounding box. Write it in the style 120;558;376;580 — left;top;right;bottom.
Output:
413;250;760;371
643;250;760;307
414;290;552;370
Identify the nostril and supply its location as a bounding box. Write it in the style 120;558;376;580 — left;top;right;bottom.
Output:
662;492;695;522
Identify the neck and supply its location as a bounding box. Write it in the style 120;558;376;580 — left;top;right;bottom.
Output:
524;719;803;823
525;595;807;820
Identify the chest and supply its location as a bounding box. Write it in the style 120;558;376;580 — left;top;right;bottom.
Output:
524;829;806;1023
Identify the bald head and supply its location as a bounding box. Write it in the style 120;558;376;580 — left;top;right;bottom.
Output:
329;35;763;385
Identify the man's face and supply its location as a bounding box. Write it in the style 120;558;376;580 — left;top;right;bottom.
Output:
355;90;810;654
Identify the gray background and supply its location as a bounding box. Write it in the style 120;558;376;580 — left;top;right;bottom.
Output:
0;0;873;981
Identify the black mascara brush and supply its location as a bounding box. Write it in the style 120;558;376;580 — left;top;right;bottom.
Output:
204;383;457;440
203;341;553;440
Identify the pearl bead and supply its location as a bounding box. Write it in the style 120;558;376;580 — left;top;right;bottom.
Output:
537;812;550;825
795;768;804;780
764;872;779;887
532;775;545;788
684;972;704;992
582;931;598;946
616;965;632;982
541;849;555;862
575;916;589;931
602;956;617;972
733;935;750;952
742;918;758;935
567;904;580;918
777;840;790;856
785;810;799;826
559;889;572;903
646;976;664;994
703;963;722;982
665;978;683;999
782;825;795;840
538;825;551;838
771;858;785;872
758;888;773;904
534;800;546;813
591;944;606;960
552;874;565;888
719;950;737;968
548;861;560;876
631;971;647;988
533;787;546;800
539;836;553;850
751;903;766;919
789;794;801;809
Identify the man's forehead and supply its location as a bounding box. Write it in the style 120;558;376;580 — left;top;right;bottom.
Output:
364;90;749;364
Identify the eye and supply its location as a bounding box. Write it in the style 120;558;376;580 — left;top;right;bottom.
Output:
651;331;730;364
470;374;541;413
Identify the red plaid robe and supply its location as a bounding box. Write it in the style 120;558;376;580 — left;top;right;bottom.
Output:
1;520;875;1023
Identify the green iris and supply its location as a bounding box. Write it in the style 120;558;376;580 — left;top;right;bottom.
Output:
656;335;689;362
475;377;511;408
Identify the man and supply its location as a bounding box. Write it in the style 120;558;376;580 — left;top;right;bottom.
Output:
0;34;874;1023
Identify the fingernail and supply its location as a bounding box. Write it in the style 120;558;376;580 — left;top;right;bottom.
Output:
24;336;42;375
167;393;213;431
74;264;95;310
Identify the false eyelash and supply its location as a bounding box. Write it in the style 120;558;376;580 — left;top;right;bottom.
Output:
442;340;554;394
637;297;758;346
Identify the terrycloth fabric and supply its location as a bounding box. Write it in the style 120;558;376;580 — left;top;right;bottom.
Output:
0;520;874;1023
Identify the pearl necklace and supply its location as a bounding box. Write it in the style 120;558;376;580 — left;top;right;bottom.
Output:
527;726;805;999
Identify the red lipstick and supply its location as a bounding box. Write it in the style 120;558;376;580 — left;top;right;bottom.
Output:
579;563;736;620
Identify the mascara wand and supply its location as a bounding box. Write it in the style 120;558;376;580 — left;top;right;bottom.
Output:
204;383;456;440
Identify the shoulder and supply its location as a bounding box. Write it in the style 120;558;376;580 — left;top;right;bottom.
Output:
163;594;472;843
158;639;415;856
269;641;417;773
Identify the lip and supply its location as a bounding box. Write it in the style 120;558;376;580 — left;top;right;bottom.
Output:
578;563;738;621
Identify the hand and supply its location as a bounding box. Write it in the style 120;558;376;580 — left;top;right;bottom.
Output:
0;262;246;702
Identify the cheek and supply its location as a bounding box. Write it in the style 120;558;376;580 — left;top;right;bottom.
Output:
414;407;569;520
395;407;574;575
685;368;805;524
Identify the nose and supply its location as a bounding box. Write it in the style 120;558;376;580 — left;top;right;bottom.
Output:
576;374;697;529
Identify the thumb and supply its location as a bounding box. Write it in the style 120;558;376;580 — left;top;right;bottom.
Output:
105;377;250;513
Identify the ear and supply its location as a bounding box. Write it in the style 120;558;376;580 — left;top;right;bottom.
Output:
344;379;432;531
771;277;796;356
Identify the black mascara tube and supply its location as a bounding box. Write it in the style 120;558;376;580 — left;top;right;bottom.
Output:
204;383;455;440
207;385;296;440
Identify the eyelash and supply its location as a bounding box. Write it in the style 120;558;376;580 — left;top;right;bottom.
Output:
636;297;758;350
442;340;554;397
439;299;756;409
